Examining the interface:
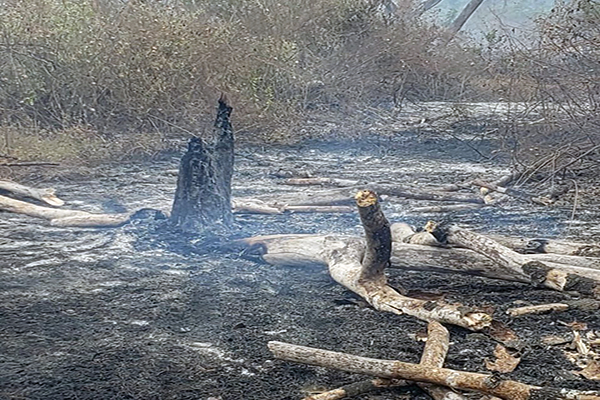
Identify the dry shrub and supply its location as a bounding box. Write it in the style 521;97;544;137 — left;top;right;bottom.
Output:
486;0;600;172
0;124;167;164
0;0;487;154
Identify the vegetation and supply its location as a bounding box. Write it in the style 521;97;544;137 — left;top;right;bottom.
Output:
0;0;598;167
483;0;600;172
0;0;488;161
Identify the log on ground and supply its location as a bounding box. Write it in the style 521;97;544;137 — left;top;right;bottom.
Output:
234;232;600;298
268;341;600;400
0;194;132;227
490;235;600;258
446;226;600;297
471;179;552;206
235;190;492;331
0;180;65;206
256;183;484;208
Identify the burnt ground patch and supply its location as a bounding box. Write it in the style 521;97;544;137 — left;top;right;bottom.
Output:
1;137;599;399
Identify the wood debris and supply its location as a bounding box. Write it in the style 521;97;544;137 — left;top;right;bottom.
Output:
484;344;521;373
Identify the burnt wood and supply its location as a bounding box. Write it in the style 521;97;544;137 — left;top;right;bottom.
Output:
171;96;234;232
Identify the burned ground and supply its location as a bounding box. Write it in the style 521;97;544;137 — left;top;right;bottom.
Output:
1;133;599;399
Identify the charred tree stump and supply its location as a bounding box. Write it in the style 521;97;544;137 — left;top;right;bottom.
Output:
171;96;234;232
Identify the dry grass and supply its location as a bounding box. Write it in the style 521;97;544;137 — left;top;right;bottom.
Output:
2;0;598;168
0;125;169;165
483;0;600;173
0;0;491;163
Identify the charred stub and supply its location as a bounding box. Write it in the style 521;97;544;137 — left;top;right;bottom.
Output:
355;189;391;281
171;96;234;233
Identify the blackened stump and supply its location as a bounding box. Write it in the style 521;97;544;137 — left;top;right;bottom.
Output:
171;97;234;232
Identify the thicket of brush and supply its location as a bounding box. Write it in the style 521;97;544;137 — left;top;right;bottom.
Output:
485;0;600;175
0;0;598;166
0;0;487;161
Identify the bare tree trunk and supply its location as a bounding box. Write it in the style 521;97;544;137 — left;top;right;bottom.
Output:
171;96;234;232
447;0;485;39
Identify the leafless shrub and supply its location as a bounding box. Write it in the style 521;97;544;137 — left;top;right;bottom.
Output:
0;0;486;151
486;0;600;176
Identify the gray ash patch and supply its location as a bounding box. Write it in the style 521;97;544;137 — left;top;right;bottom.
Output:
1;137;600;399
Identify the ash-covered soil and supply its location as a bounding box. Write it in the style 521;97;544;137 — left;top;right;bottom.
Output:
1;133;599;400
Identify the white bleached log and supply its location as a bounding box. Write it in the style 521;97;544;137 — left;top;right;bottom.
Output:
237;190;492;331
446;226;600;297
0;194;131;227
268;341;600;400
0;180;64;206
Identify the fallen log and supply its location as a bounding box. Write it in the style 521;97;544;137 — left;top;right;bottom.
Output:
489;235;600;257
446;226;600;297
283;177;360;187
526;253;600;271
471;179;552;206
232;199;354;215
258;184;484;208
494;171;522;187
0;161;60;167
296;322;467;400
285;205;354;213
392;224;600;281
0;194;131;227
232;199;282;214
236;230;600;298
0;180;65;206
268;341;600;400
238;191;492;331
409;204;486;213
418;321;467;400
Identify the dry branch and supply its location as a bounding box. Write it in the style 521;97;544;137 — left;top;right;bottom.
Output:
0;180;65;206
471;179;551;206
419;322;467;400
0;194;131;227
268;341;600;400
302;379;408;400
506;303;569;317
446;226;600;297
